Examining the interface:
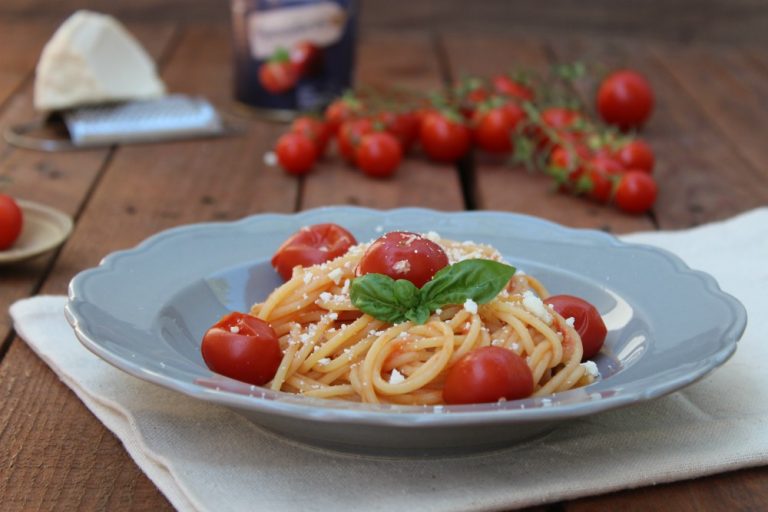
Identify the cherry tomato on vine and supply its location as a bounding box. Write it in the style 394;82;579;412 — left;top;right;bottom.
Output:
491;75;534;102
337;118;374;164
0;194;23;250
443;347;534;404
544;295;607;361
356;132;403;178
419;111;471;163
376;110;420;152
201;312;282;386
259;58;297;94
325;97;362;134
597;70;654;130
275;132;316;175
356;231;448;288
616;139;655;173
290;116;331;158
290;41;321;77
473;103;525;154
585;156;624;203
272;223;357;280
614;171;657;214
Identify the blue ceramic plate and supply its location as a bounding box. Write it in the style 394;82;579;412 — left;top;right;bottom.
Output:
65;207;746;455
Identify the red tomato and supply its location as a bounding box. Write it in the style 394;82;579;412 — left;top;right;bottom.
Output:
491;75;534;102
325;98;362;134
585;156;624;202
541;107;581;131
419;111;471;163
275;132;316;175
201;312;282;386
614;171;658;214
356;132;403;178
356;231;449;288
443;347;534;404
337;118;374;164
290;116;331;158
290;41;321;77
473;103;525;154
544;295;607;361
617;139;655;173
0;194;23;250
259;60;297;94
272;223;357;280
597;70;654;130
376;110;420;152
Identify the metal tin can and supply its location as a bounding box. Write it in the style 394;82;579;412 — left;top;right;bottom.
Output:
231;0;357;121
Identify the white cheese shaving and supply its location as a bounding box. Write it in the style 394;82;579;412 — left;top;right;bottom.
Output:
229;326;240;334
328;267;343;284
317;357;331;366
303;272;313;284
389;369;406;384
522;290;553;324
463;298;478;314
581;361;600;378
392;259;411;274
565;317;576;327
319;292;333;302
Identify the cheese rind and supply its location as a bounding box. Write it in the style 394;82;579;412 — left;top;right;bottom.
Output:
34;10;166;112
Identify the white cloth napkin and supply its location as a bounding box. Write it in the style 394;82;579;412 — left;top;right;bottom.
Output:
10;208;768;512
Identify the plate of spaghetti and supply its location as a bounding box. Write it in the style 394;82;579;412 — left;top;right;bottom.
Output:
65;207;746;455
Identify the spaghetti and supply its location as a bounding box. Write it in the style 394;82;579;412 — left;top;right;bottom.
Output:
251;234;599;405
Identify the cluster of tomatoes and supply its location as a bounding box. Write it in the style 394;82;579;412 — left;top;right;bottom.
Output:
259;41;322;94
273;67;658;214
0;193;23;250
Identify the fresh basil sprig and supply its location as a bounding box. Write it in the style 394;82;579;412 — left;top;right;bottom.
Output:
350;259;516;325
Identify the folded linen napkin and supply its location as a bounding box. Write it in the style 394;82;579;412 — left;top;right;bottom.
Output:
10;208;768;512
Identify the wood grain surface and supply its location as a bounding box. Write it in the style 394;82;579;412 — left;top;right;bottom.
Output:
0;3;766;511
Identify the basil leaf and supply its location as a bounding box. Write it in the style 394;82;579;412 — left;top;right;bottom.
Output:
350;274;420;324
421;259;516;309
404;305;431;325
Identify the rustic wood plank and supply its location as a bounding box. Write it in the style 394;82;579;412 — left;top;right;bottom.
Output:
546;36;768;229
301;30;466;211
439;33;654;233
651;43;768;180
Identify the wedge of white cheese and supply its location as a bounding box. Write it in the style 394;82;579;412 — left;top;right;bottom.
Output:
34;10;166;112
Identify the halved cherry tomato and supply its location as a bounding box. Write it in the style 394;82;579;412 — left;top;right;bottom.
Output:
419;111;471;163
356;132;403;178
597;70;654;130
0;194;23;250
337;118;373;164
272;223;357;280
473;103;525;154
491;75;534;102
443;347;534;404
614;171;657;214
275;132;316;175
616;139;655;173
290;116;331;159
259;59;297;94
356;231;448;288
201;312;282;386
325;97;362;134
544;295;607;361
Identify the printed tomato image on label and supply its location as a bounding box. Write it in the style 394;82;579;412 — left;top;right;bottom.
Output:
231;0;357;118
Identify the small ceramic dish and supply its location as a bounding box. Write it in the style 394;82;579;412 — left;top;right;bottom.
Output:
65;207;746;455
0;199;73;265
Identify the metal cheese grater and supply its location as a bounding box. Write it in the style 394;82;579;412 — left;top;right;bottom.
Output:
4;94;238;151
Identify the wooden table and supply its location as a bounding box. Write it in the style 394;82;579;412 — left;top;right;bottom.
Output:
2;6;768;511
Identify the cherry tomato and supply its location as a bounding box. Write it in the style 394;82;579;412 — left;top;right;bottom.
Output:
290;41;321;77
473;103;525;154
376;110;420;152
585;156;624;202
614;171;658;214
443;347;534;404
0;194;23;250
544;295;607;361
325;97;362;134
419;111;471;163
275;132;316;175
272;223;357;280
491;75;534;102
259;60;297;94
532;107;583;151
337;118;374;164
616;139;655;173
356;132;403;178
597;70;654;130
290;116;331;158
201;312;282;386
356;231;449;288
